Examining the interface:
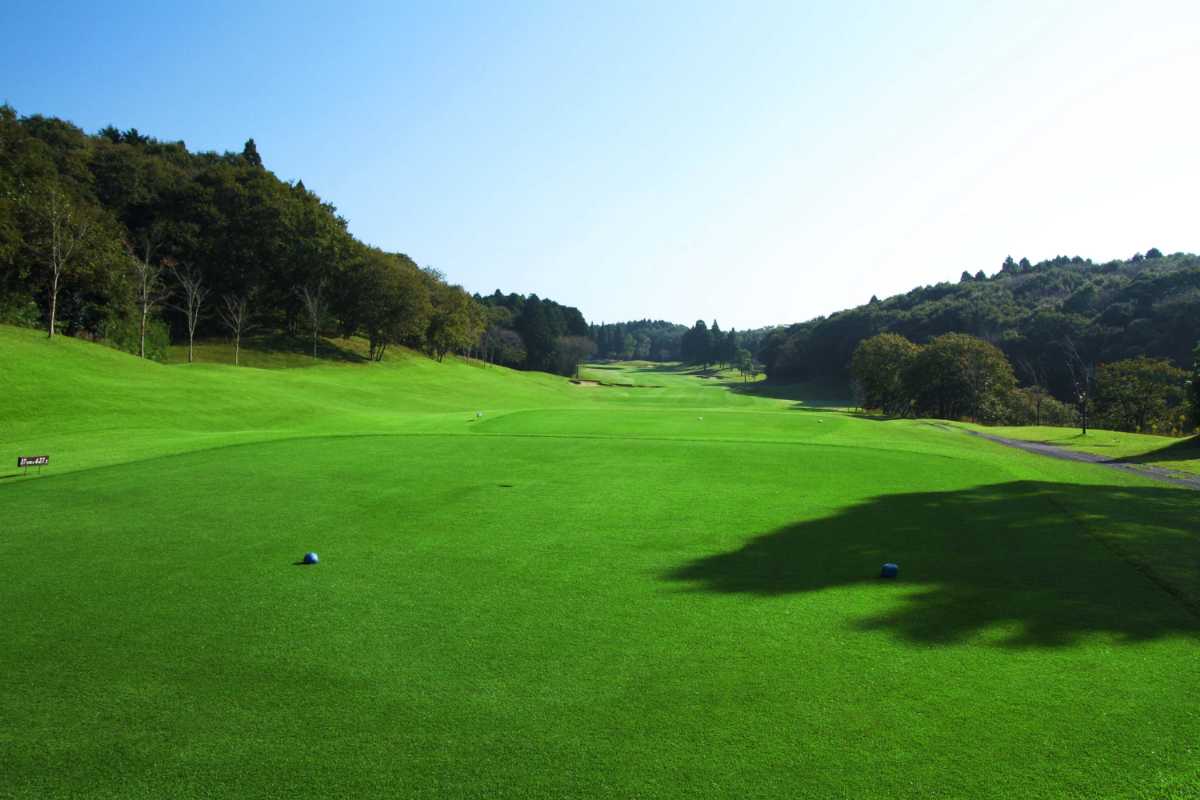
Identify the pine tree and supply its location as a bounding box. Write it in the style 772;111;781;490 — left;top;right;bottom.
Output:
724;329;738;367
515;295;555;371
242;138;263;168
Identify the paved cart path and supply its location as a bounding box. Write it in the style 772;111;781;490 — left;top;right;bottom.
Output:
967;430;1200;490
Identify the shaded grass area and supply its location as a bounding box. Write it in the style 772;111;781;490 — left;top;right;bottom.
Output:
165;332;369;367
975;424;1200;477
724;376;853;407
667;480;1200;645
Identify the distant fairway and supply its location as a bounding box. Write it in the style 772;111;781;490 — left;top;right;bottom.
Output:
2;326;1198;799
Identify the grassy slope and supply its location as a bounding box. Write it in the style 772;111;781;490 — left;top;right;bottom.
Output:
163;332;376;368
967;424;1200;477
2;325;1199;800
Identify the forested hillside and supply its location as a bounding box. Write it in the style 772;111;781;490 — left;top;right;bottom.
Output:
0;107;587;373
762;252;1200;400
5;106;1196;401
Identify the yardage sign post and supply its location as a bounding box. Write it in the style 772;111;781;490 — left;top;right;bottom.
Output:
18;455;49;475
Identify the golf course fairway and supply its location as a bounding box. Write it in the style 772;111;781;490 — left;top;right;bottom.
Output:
2;324;1198;799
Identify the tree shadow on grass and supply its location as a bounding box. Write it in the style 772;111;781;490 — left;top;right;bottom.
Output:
629;363;699;374
725;379;852;407
664;481;1200;647
243;333;369;363
1112;436;1200;467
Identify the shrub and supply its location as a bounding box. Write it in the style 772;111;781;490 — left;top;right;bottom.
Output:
0;295;42;328
101;314;171;362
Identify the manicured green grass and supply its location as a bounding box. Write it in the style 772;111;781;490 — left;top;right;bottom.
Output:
2;325;1198;799
968;424;1200;477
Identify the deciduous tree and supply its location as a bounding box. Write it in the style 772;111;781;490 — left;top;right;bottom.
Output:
905;333;1016;422
1064;338;1094;435
851;333;920;415
297;281;328;359
427;282;485;361
25;184;94;338
174;267;209;363
129;232;169;358
340;250;431;361
1094;356;1188;433
217;293;252;366
554;335;596;378
735;348;755;382
1016;357;1050;426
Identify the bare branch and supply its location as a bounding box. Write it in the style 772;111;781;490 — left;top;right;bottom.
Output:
173;268;210;364
1063;337;1094;434
26;185;94;338
296;280;328;359
127;232;171;358
217;294;253;366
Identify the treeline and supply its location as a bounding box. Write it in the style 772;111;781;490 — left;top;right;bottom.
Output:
852;331;1198;434
763;252;1200;408
475;290;593;375
590;320;687;361
0;107;593;375
591;318;772;370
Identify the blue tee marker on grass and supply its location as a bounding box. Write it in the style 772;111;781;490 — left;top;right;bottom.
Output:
302;552;320;565
880;562;898;579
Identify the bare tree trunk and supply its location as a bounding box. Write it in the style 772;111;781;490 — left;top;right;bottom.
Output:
1064;339;1093;436
48;191;61;339
218;294;252;367
130;235;167;359
174;269;210;365
296;282;328;360
48;269;59;339
29;187;91;340
138;256;149;358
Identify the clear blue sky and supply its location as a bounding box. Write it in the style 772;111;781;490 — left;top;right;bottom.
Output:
5;1;1198;329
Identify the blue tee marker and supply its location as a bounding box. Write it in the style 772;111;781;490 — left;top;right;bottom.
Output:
880;562;899;579
302;552;320;565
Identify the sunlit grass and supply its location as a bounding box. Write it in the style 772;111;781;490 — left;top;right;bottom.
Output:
2;324;1198;799
971;424;1200;477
